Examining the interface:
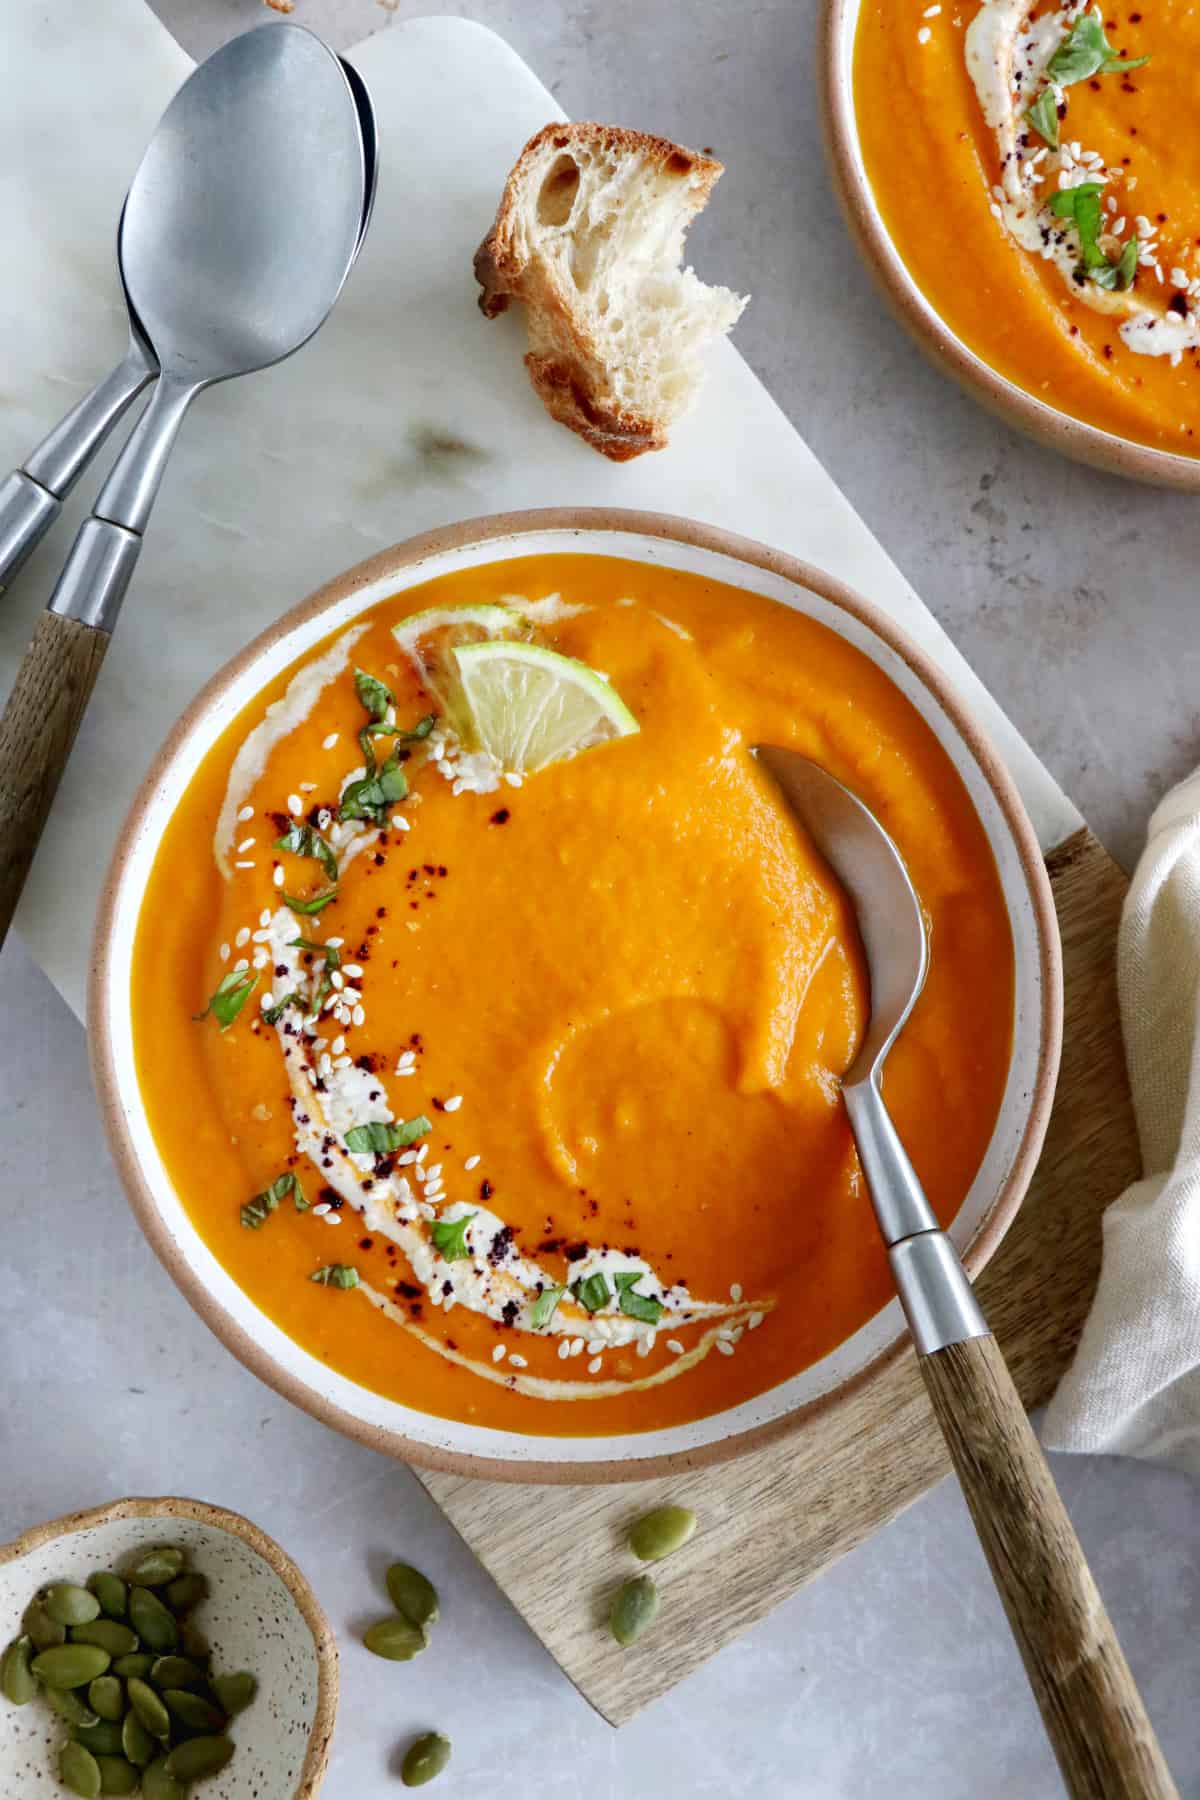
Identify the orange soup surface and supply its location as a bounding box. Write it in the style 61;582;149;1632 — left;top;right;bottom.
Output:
855;0;1200;454
132;555;1013;1437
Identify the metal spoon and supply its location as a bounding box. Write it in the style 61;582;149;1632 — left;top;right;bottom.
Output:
755;747;1175;1798
0;24;370;950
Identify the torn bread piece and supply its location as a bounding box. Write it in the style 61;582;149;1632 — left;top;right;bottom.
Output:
475;122;748;461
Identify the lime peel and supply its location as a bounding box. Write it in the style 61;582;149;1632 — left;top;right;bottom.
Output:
451;639;639;775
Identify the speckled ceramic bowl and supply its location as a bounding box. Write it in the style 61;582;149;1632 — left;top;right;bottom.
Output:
0;1497;336;1799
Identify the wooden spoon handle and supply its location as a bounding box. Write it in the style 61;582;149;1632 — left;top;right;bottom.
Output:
920;1333;1177;1798
0;609;109;949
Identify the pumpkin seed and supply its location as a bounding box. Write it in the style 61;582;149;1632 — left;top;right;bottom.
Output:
111;1654;154;1680
176;1617;210;1664
163;1734;235;1780
386;1563;440;1630
123;1547;185;1589
362;1616;427;1661
32;1643;111;1689
627;1505;697;1563
23;1596;66;1651
121;1709;156;1768
87;1675;125;1722
46;1686;100;1727
71;1721;125;1757
401;1730;452;1787
164;1687;226;1731
87;1574;128;1620
142;1757;185;1800
45;1584;102;1628
59;1740;102;1798
0;1635;37;1705
610;1575;660;1647
95;1756;140;1796
128;1588;177;1653
71;1621;139;1658
211;1670;257;1715
163;1571;208;1614
127;1676;171;1741
148;1654;205;1691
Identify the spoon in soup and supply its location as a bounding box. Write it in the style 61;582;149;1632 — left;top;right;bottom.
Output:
755;747;1176;1800
0;24;371;951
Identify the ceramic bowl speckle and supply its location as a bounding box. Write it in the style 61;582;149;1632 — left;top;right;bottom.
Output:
0;1497;336;1799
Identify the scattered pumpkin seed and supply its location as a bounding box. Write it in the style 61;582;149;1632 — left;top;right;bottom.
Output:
71;1720;125;1757
87;1575;128;1621
176;1618;210;1664
23;1597;66;1651
32;1644;111;1689
148;1654;204;1691
0;1636;36;1705
87;1676;125;1722
610;1575;660;1647
627;1505;698;1563
163;1572;208;1614
163;1687;225;1731
386;1563;440;1630
163;1733;235;1780
124;1548;185;1589
46;1686;100;1727
363;1617;427;1661
127;1676;171;1741
128;1588;177;1653
401;1730;452;1787
111;1654;154;1680
95;1756;140;1796
212;1670;257;1715
141;1757;185;1800
45;1585;102;1629
121;1709;156;1768
59;1739;102;1798
71;1621;139;1658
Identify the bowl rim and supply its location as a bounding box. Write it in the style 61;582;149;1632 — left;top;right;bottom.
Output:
0;1494;337;1799
89;505;1063;1483
818;0;1200;492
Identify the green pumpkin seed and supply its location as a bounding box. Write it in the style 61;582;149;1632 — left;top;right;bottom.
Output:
127;1676;170;1741
87;1675;125;1721
163;1735;235;1781
176;1617;210;1664
148;1654;204;1691
45;1583;102;1627
124;1547;185;1588
71;1721;125;1757
46;1686;100;1727
72;1620;139;1657
23;1596;66;1650
627;1504;698;1563
386;1563;440;1630
0;1635;37;1705
142;1756;186;1800
362;1616;427;1661
59;1740;102;1798
164;1687;225;1731
163;1572;208;1614
87;1574;128;1620
121;1709;156;1768
401;1731;452;1787
211;1670;257;1715
32;1643;111;1688
111;1653;154;1680
128;1588;177;1652
610;1574;660;1647
95;1756;140;1796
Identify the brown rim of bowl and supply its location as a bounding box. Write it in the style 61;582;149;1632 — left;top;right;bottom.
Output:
0;1495;337;1798
89;506;1062;1486
818;0;1200;492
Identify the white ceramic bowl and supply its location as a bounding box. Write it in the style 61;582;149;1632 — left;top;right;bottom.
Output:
0;1497;336;1798
91;509;1061;1482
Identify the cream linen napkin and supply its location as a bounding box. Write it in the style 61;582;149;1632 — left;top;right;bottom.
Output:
1044;766;1200;1471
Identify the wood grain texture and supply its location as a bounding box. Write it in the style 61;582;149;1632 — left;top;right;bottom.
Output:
419;828;1141;1727
921;1334;1175;1798
0;611;108;949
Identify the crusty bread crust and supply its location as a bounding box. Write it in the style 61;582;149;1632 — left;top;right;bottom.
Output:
475;123;726;462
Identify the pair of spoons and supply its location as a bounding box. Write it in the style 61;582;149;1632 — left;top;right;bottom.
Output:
0;24;377;949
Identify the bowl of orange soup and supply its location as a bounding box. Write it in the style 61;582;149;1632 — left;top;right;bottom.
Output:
823;0;1200;483
91;510;1060;1481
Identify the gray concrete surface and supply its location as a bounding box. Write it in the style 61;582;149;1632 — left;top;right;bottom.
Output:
3;4;1198;1797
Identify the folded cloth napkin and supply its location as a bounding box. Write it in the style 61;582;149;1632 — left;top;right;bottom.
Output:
1043;766;1200;1472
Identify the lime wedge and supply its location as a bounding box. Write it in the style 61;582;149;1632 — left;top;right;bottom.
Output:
392;603;532;733
451;640;640;773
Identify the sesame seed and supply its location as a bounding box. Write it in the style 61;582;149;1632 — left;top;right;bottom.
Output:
492;1344;507;1363
716;1339;734;1357
219;943;230;962
636;1339;651;1358
237;837;256;853
416;1145;428;1163
729;1282;743;1302
299;782;317;793
748;1312;764;1330
235;860;255;870
343;964;364;979
330;971;344;990
667;1339;685;1356
392;816;410;831
233;958;249;973
326;938;344;949
587;1356;603;1374
569;1337;585;1357
322;733;339;750
558;1339;570;1360
917;24;931;40
312;1202;330;1216
287;794;303;816
324;1213;341;1226
237;805;255;823
586;1340;604;1355
260;992;274;1010
396;1065;415;1076
273;866;284;889
259;910;272;927
331;1036;346;1056
464;1154;480;1170
444;1095;463;1113
352;1005;365;1027
426;1165;442;1180
509;1354;528;1369
252;928;270;943
397;1150;418;1165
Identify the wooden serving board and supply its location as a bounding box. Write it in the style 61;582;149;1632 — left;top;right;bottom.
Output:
420;827;1135;1725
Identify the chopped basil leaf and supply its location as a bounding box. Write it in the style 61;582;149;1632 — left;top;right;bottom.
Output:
354;668;393;723
310;1263;360;1289
359;711;436;772
240;1171;299;1229
262;991;301;1026
406;714;436;741
1050;183;1138;289
615;1272;664;1325
283;886;338;915
572;1272;612;1314
344;1115;432;1156
1091;233;1140;289
339;755;409;826
1048;9;1149;85
529;1284;565;1329
194;968;258;1031
275;822;339;883
1025;89;1060;149
431;1213;476;1261
290;936;342;1015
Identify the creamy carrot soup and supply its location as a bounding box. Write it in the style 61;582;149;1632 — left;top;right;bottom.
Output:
855;0;1200;454
132;555;1013;1437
